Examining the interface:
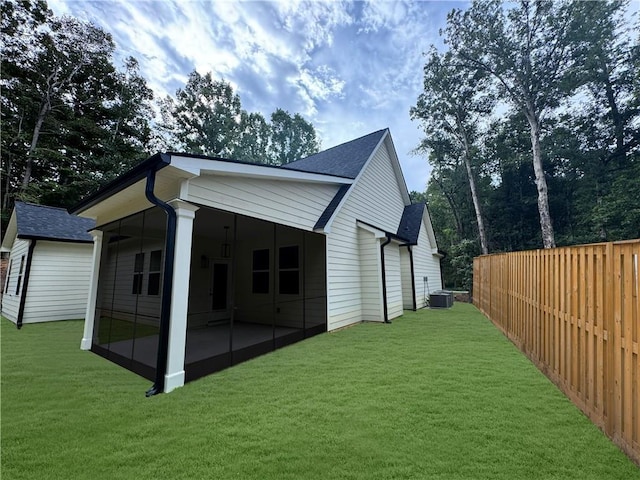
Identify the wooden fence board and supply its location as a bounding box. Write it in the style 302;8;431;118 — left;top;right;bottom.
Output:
473;239;640;466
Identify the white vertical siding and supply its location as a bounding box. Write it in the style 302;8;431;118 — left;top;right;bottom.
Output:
326;140;408;330
187;176;339;232
22;241;93;323
358;229;381;321
413;220;442;309
384;243;403;320
400;248;414;309
0;238;30;323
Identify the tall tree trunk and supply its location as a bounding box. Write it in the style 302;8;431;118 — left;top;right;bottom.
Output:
527;113;556;248
433;173;464;238
21;101;49;190
458;126;489;254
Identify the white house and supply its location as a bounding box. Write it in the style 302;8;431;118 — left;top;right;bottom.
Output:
71;129;443;395
1;202;95;327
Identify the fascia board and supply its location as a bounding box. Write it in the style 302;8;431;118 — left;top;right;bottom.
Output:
422;205;439;251
169;155;353;185
384;134;412;205
1;210;17;250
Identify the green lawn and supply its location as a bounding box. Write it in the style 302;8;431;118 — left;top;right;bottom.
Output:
2;304;638;479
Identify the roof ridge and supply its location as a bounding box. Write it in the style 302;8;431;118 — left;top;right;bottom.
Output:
17;201;70;212
290;128;388;164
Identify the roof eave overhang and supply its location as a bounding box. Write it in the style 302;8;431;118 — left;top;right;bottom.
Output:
170;155;353;185
356;219;411;243
70;153;171;215
16;234;93;244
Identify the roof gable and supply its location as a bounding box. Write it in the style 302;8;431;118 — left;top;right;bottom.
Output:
14;202;95;243
281;129;387;178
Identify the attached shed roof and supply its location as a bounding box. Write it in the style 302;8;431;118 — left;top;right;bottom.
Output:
14;202;95;243
396;203;425;245
282;129;388;178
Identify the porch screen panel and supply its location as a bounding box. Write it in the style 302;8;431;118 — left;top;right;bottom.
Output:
92;207;165;380
274;225;304;348
231;216;275;363
303;231;327;336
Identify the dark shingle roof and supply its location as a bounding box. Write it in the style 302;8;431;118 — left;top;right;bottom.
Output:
281;129;387;178
314;184;350;230
15;202;95;243
396;203;425;245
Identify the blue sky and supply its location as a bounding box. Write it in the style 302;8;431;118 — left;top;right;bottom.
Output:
47;0;466;192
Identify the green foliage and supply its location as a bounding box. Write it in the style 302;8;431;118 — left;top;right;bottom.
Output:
1;0;155;222
159;71;242;157
3;308;639;479
269;108;320;165
444;239;480;291
413;0;639;287
158;71;320;166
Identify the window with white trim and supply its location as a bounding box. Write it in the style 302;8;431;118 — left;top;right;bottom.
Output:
147;250;162;296
15;255;25;295
4;260;12;294
132;252;144;295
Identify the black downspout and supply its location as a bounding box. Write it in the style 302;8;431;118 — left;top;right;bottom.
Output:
380;235;392;324
144;167;177;397
407;246;417;311
16;239;37;329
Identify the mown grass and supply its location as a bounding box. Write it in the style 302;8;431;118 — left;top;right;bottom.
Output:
2;304;638;479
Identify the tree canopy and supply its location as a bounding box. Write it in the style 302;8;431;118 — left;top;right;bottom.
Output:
412;0;639;289
1;0;320;231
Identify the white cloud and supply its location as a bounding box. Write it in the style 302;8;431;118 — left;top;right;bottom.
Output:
44;0;457;192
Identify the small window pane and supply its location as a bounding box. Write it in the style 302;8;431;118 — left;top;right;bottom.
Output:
252;272;269;294
279;246;299;269
279;271;299;295
132;273;143;294
253;249;269;271
134;253;145;273
147;272;160;296
4;261;12;294
149;250;162;272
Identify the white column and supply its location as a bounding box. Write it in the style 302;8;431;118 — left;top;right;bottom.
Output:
164;199;199;393
81;230;103;350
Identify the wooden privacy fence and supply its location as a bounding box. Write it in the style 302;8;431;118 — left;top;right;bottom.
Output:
473;240;639;465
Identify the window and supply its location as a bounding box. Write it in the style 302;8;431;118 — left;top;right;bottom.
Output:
4;260;12;294
132;252;144;294
147;250;162;295
15;255;25;295
279;246;299;295
252;249;269;294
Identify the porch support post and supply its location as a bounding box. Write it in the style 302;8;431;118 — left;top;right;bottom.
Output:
164;199;199;393
81;230;103;350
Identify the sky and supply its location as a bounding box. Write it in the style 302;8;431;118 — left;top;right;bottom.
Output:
46;0;467;193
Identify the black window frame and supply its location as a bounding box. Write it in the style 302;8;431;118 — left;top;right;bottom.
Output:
252;249;270;294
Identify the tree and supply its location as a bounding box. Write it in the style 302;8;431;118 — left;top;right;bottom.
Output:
232;111;271;164
159;73;321;165
1;0;49;212
563;0;640;241
159;71;242;157
444;0;585;248
1;1;155;225
268;108;320;165
411;49;493;254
